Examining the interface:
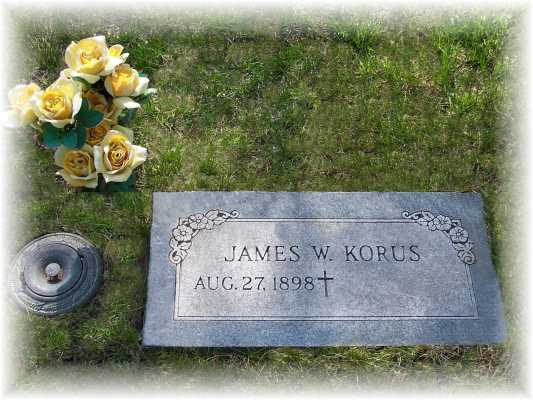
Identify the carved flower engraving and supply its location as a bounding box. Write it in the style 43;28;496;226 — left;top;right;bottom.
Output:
172;225;193;242
427;215;452;231
169;239;192;263
188;213;213;230
449;227;469;243
169;209;239;266
402;210;476;265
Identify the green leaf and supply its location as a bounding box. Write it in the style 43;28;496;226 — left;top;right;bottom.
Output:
62;125;86;149
76;126;87;148
62;127;78;148
77;109;104;128
98;174;136;192
118;108;137;126
75;98;104;128
135;95;150;105
80;97;90;113
83;110;104;128
42;123;63;149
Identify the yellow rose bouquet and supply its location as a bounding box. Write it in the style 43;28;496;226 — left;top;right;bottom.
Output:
3;35;156;191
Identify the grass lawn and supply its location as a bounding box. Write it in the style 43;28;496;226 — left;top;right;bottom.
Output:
5;6;522;392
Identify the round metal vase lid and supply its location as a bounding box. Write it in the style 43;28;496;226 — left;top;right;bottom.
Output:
8;233;103;316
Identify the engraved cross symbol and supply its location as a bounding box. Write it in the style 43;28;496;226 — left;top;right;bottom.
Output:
317;270;334;297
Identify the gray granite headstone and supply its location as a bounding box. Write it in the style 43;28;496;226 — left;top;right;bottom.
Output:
143;192;506;347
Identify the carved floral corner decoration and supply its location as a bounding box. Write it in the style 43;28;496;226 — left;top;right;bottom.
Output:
169;209;239;266
402;210;476;265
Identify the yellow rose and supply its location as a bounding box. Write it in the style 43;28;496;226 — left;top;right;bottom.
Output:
54;144;98;188
30;77;82;128
64;36;128;84
81;91;137;127
104;64;149;97
86;120;111;146
83;90;109;113
94;126;147;183
3;82;40;128
82;90;132;127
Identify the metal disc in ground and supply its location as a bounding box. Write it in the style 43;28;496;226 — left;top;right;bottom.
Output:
8;233;103;316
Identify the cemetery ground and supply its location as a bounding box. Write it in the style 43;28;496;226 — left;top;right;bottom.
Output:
7;8;521;390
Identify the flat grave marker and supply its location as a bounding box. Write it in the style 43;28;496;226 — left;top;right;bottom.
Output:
143;192;506;347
